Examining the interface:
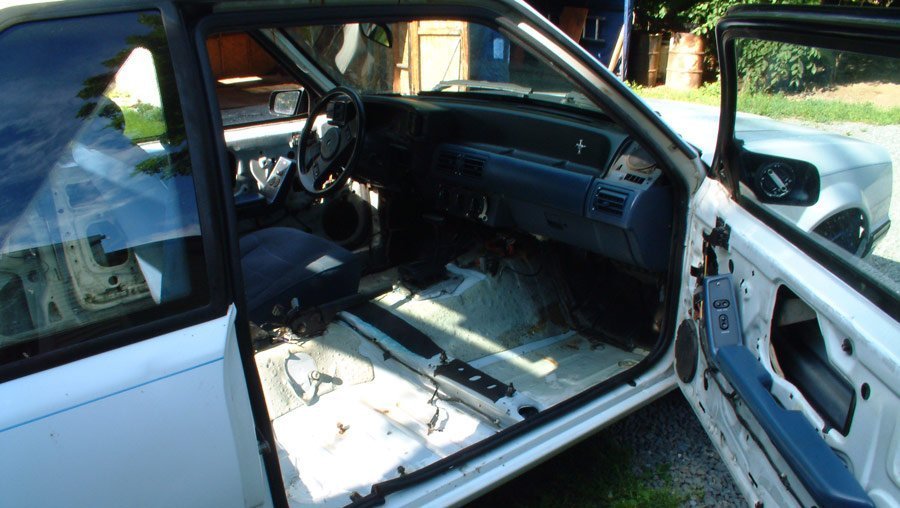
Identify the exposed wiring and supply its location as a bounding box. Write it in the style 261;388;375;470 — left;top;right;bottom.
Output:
496;243;545;279
498;260;543;278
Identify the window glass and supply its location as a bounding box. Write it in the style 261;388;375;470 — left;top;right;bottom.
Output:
283;20;587;110
0;12;209;362
732;38;899;294
206;33;304;126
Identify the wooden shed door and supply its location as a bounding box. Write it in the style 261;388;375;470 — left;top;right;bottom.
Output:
408;21;469;93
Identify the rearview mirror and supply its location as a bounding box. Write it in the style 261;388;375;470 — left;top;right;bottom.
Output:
269;89;307;116
359;23;392;48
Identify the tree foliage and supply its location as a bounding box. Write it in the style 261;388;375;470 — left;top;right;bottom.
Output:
677;0;893;92
76;13;191;178
737;39;831;93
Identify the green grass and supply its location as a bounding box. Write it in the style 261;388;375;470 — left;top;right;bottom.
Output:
466;435;691;508
122;103;166;141
632;82;900;126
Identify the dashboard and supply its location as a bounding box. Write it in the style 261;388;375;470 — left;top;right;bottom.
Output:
358;96;674;272
224;96;674;272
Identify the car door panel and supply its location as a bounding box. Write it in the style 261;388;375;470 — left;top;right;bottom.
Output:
682;179;899;506
225;120;306;219
701;269;871;508
0;307;269;508
0;6;272;507
677;8;900;506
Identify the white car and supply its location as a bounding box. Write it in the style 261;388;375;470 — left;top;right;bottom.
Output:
0;2;897;508
649;98;892;256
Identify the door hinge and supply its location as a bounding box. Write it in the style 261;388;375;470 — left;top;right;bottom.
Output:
693;218;731;285
716;159;729;181
704;217;731;251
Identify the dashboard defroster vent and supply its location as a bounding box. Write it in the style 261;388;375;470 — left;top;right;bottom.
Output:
592;185;629;216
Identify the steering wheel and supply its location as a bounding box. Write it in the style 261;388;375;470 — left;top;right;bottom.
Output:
296;87;366;195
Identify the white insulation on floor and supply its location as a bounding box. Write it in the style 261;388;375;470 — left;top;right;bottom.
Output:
257;263;647;506
267;325;497;506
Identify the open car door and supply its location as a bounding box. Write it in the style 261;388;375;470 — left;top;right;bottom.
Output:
0;5;277;506
677;6;900;508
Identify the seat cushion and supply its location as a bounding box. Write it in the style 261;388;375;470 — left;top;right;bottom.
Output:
240;227;361;323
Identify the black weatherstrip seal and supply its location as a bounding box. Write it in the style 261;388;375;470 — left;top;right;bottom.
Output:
349;305;509;401
348;302;445;359
181;3;290;507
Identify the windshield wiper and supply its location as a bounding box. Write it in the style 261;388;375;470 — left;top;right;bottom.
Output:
430;80;533;95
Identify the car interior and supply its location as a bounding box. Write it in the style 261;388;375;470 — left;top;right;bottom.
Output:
2;6;897;508
0;13;684;505
201;18;688;505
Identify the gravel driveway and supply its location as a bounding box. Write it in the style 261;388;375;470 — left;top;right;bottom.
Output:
607;391;743;507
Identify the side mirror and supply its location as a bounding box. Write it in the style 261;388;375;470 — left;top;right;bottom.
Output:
740;151;820;206
269;89;308;116
359;23;392;48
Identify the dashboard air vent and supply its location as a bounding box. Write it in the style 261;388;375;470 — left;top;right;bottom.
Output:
593;186;629;216
624;174;646;184
436;151;458;174
461;155;485;178
435;150;485;178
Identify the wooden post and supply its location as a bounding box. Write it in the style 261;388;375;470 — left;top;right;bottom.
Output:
392;24;409;94
608;26;625;72
409;22;420;94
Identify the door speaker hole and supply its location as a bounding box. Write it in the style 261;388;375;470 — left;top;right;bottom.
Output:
322;197;370;248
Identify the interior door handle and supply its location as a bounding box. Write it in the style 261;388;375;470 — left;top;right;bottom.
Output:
715;345;873;508
701;275;872;507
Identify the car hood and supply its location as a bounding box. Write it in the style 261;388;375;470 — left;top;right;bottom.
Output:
645;98;890;177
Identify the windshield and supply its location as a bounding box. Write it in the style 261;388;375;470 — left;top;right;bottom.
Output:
283;20;592;109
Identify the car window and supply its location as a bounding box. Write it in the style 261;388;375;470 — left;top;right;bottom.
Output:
283;20;587;110
0;11;209;364
206;33;304;126
731;38;899;295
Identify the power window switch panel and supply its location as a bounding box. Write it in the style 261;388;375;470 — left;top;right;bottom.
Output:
702;274;743;358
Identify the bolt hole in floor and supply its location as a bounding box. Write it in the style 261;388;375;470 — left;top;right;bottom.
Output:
253;239;660;506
